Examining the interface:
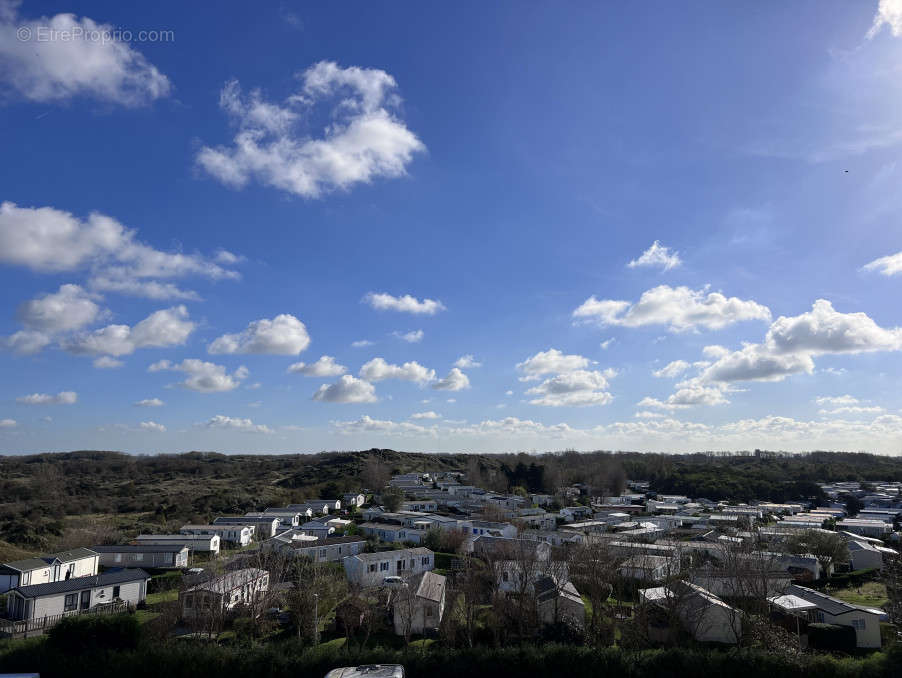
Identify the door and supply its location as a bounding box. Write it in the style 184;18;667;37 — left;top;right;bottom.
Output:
80;590;91;610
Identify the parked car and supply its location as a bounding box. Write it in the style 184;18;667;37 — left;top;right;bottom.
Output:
382;576;404;587
325;666;405;678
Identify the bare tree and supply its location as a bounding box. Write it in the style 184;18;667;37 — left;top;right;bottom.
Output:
569;538;623;645
785;529;849;579
451;552;492;647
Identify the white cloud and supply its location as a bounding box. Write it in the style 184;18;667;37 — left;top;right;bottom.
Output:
454;354;482;369
862;250;902;276
203;414;272;434
432;367;470;391
634;411;665;419
573;285;771;333
410;411;440;420
638;383;730;410
505;390;513;396
0;4;170;105
393;329;424;343
600;338;614;350
359;357;435;384
209;314;310;355
17;391;77;405
525;369;613;407
364;292;445;315
516;348;592;381
698;300;902;386
653;360;690;378
0;418;16;428
63;306;194;356
867;0;902;39
313;375;378;403
17;284;102;333
139;421;166;433
134;398;164;407
351;339;374;348
332;415;433;436
627;240;682;271
197;62;425;198
149;359;248;393
4;330;51;355
0;203;238;300
820;405;884;416
815;395;860;407
287;355;346;377
93;356;123;369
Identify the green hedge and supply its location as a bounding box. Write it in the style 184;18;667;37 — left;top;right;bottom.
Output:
1;639;901;678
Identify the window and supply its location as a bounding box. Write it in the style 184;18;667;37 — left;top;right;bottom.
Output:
114;553;122;563
397;560;405;571
113;585;120;598
851;618;866;630
422;557;429;565
369;564;377;573
185;595;193;609
64;593;78;611
135;553;143;561
380;561;389;571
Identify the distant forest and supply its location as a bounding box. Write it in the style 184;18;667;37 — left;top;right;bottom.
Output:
2;448;902;553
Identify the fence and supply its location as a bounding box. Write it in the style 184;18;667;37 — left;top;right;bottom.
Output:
0;600;131;638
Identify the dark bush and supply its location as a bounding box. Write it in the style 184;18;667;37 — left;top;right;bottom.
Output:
806;623;857;653
46;613;141;653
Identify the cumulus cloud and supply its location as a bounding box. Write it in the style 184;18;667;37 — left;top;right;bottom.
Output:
208;314;310;355
393;329;424;343
134;398;164;407
351;339;374;348
17;391;77;405
197;62;425;198
4;329;52;355
312;375;378;403
0;418;16;428
359;357;435;384
454;354;482;369
653;360;690;378
17;284;102;333
432;367;470;391
203;414;272;434
0;3;170;105
63;306;194;356
0;202;238;300
627;240;682;271
573;285;771;333
638;382;730;410
525;369;613;407
332;415;433;436
516;348;592;381
93;356;123;369
287;355;346;377
364;292;445;315
410;411;440;420
139;421;166;433
149;358;248;393
866;0;902;39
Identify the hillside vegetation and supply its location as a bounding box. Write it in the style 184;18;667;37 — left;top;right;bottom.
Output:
2;448;902;552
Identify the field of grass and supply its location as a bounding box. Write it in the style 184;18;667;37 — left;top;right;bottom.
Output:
145;589;179;606
828;581;889;609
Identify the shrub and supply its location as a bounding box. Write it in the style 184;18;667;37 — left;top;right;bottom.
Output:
47;613;142;653
806;623;857;653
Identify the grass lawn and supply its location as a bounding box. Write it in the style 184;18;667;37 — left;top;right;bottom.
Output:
145;589;179;605
828;581;889;608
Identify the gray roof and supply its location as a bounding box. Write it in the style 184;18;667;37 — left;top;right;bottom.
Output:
90;544;188;554
2;547;98;573
414;571;446;602
185;568;268;594
11;568;149;598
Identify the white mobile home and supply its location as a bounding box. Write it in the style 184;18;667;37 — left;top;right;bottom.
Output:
180;568;270;619
392;571;447;636
770;584;884;648
180;524;254;547
213;516;281;539
0;548;99;594
5;568;150;622
343;548;435;588
135;533;220;555
91;544;189;569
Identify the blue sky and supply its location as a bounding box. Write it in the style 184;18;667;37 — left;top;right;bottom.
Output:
3;0;902;454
